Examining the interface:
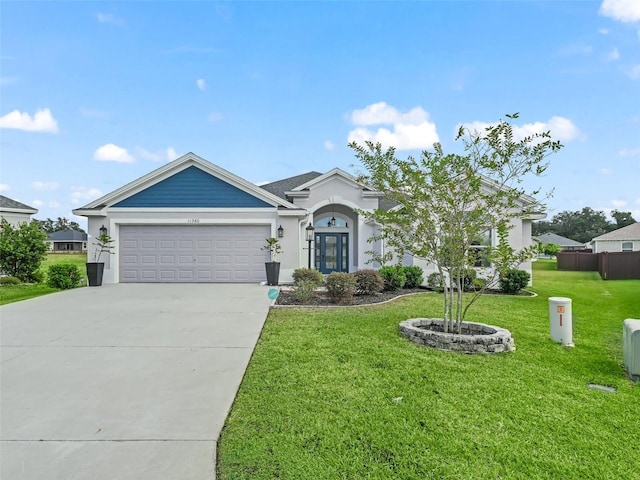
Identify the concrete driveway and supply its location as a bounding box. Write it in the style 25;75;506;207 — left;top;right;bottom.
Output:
0;283;272;480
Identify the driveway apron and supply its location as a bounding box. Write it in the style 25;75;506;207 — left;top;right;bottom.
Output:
0;283;272;479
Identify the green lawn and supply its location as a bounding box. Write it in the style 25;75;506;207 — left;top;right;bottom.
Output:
0;253;87;305
217;260;640;479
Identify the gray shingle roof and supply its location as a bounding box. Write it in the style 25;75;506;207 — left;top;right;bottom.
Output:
0;195;37;212
47;230;88;242
536;232;585;247
259;171;323;201
591;222;640;241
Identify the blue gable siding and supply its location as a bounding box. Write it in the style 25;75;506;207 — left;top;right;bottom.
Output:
113;166;272;208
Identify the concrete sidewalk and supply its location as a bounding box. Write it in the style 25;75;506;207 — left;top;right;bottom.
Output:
0;283;272;479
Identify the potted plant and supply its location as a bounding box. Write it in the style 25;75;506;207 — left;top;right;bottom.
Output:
262;237;283;286
86;229;115;287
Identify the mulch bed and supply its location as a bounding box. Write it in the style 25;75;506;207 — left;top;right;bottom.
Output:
274;288;429;306
274;287;535;307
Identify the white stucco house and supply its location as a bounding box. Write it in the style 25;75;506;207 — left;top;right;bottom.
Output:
73;152;542;285
590;222;640;253
0;195;38;226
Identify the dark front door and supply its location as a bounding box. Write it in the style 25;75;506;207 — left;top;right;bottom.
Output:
316;233;349;274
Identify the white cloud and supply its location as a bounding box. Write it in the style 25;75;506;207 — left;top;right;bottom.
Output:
599;168;613;175
607;48;620;60
0;108;59;133
347;102;439;150
324;140;335;151
136;146;178;162
97;13;124;26
624;64;640;80
208;112;223;122
619;147;640;156
32;181;59;191
93;143;135;163
611;199;628;208
0;183;10;192
48;200;60;208
32;199;43;208
196;78;206;91
599;0;640;23
70;187;103;205
599;28;610;34
460;116;581;142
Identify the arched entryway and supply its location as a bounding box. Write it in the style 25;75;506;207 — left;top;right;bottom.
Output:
312;205;355;274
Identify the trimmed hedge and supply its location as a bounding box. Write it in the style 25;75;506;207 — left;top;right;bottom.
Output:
47;263;82;290
499;269;530;294
379;265;406;291
325;272;356;304
402;265;424;288
354;269;384;295
292;268;324;286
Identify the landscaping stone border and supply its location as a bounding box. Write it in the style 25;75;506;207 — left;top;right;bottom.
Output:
399;318;515;353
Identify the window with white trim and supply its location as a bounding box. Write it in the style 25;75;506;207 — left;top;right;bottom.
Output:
470;229;492;267
622;241;633;252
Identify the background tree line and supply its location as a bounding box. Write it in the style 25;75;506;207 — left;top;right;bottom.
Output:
532;207;637;244
34;217;85;233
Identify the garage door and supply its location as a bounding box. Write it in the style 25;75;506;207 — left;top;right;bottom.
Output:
119;225;270;283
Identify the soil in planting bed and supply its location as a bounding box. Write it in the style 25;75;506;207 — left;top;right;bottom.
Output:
275;288;429;306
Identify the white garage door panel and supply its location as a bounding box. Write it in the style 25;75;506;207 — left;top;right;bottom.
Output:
119;225;269;283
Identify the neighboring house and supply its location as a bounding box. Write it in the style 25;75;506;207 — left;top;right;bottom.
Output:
590;222;640;253
73;152;542;285
47;229;88;253
0;195;38;226
535;232;586;251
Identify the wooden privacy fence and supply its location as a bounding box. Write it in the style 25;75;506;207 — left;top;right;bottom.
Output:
557;251;640;280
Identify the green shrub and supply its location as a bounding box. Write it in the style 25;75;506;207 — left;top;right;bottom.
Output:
499;269;531;294
0;276;21;286
292;268;324;286
292;280;318;304
379;265;406;291
47;263;82;290
0;219;48;282
427;272;444;292
325;272;356;304
402;265;424;288
353;269;384;295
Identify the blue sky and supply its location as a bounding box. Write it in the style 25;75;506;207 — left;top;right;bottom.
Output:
1;0;639;229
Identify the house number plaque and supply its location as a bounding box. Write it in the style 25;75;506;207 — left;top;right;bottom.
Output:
187;218;200;223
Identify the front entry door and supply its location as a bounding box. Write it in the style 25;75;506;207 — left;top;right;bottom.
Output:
316;233;349;274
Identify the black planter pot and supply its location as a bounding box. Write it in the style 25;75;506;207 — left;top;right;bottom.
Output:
86;262;105;287
265;262;280;286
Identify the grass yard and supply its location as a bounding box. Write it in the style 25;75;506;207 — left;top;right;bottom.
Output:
217;260;640;479
0;253;87;306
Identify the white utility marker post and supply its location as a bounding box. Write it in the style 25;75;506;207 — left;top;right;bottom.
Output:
549;297;574;347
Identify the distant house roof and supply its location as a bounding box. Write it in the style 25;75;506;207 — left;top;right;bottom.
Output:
47;230;88;242
259;171;323;201
536;232;585;248
0;195;38;214
591;222;640;242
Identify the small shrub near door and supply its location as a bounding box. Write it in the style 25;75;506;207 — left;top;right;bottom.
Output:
292;268;324;286
47;264;83;290
379;265;406;291
292;280;318;304
353;269;384;295
325;272;356;304
499;269;531;294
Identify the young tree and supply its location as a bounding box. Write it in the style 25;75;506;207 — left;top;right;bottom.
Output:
0;219;49;282
350;113;563;334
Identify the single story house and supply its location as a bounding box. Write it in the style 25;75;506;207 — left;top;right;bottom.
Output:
73;152;542;285
47;229;88;253
0;195;38;226
590;222;640;253
535;232;586;251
